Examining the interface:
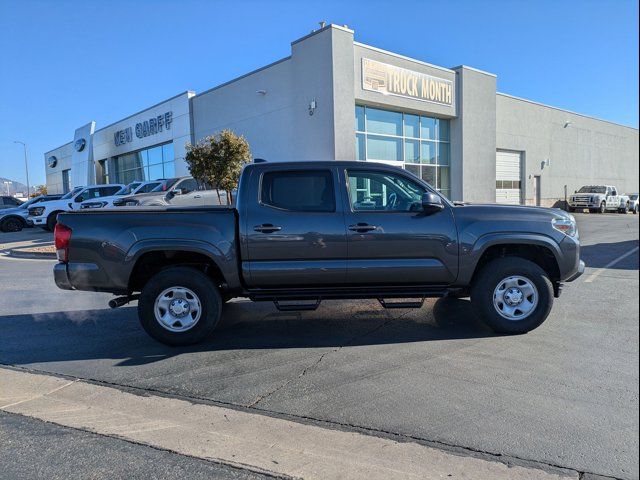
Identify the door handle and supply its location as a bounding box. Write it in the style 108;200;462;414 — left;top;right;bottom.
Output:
193;195;202;199
348;223;377;233
254;224;282;233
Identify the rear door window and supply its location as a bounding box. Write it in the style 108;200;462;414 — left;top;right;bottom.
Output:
260;170;335;212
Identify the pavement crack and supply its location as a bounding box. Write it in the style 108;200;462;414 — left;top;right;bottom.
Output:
246;312;402;408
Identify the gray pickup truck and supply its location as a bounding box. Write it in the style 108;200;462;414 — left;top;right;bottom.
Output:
54;161;584;345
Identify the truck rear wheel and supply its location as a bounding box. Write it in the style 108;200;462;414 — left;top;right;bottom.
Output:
138;267;222;346
471;257;553;334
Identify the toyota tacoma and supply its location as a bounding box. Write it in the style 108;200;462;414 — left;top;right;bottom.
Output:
54;161;584;345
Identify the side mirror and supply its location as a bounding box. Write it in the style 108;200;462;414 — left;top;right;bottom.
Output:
75;196;84;203
574;190;577;194
421;192;444;214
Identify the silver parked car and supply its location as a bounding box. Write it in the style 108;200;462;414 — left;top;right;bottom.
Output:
628;194;639;215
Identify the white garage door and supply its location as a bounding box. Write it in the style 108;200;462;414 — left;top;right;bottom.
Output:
496;150;522;204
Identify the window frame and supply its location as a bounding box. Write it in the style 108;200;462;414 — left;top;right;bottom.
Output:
258;169;337;213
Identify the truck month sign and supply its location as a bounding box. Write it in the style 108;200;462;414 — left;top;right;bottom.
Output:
362;58;453;107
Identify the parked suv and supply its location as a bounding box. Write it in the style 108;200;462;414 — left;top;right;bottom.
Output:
113;176;228;207
28;184;124;231
80;180;163;209
1;196;23;210
0;194;62;232
628;194;639;215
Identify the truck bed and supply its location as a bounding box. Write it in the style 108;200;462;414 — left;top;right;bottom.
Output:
55;206;240;294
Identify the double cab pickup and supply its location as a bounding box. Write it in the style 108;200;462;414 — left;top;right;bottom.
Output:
54;161;584;345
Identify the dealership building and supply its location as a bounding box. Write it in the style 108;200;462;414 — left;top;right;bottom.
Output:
44;24;639;206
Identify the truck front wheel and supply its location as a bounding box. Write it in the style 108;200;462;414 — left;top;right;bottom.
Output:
599;201;606;214
471;257;553;334
138;267;222;346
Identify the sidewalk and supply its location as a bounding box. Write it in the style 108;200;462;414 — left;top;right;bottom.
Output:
0;229;55;259
1;367;576;480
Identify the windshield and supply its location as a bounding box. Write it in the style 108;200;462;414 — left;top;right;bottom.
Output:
18;196;43;209
577;186;607;194
116;182;142;196
630;194;638;200
61;187;83;200
151;178;180;192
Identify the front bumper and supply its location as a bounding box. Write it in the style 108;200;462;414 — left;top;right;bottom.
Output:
30;216;46;226
566;260;585;282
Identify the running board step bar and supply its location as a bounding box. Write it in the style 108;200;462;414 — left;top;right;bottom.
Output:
377;297;425;309
273;299;321;312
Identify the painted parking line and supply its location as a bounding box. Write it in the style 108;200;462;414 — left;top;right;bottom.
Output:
584;246;639;283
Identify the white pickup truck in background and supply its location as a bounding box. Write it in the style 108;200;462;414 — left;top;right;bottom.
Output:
568;185;631;214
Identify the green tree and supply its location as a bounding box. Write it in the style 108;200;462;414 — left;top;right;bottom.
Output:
184;130;252;205
32;185;47;197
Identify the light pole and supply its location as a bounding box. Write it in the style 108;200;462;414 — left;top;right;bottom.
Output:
13;141;30;198
3;181;12;196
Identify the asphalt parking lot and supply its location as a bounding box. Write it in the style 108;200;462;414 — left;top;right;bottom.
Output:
1;213;638;479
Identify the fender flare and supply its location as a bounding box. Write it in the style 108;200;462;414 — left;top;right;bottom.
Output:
122;238;231;287
458;232;563;285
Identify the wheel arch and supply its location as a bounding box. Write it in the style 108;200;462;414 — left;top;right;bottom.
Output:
126;243;231;294
462;234;562;290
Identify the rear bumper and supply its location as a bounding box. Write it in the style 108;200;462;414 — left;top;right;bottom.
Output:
53;263;74;290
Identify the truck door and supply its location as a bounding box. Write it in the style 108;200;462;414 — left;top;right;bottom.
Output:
243;166;347;287
340;167;458;285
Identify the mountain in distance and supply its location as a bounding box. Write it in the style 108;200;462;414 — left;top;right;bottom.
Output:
0;176;29;195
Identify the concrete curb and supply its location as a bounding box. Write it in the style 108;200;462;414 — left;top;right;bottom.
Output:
5;249;56;260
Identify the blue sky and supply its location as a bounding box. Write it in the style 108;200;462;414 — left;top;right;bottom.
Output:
0;0;638;187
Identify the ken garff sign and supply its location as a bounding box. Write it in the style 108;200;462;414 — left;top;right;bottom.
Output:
47;156;58;168
362;58;453;106
114;111;173;146
74;138;87;152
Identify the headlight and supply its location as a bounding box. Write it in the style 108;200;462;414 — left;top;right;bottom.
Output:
29;207;45;216
125;200;139;206
552;216;577;237
81;202;107;209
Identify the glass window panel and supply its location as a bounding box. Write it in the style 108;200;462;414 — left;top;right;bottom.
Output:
139;150;149;167
147;146;162;165
421;116;437;140
366;135;402;161
420;141;436;164
405;164;420;179
438;119;450;141
513;181;521;189
496;180;503;189
437;166;450;192
356;133;366;160
355;106;365;131
366;108;402;136
347;170;425;212
439;189;451;199
437;143;450;166
404;139;419;163
148;163;164;180
421;165;436;187
162;143;174;162
261;170;335;212
403;114;419;138
163;161;175;179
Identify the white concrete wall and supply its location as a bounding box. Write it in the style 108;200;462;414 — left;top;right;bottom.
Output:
497;94;639;206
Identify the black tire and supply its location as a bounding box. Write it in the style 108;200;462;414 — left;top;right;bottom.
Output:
567;206;575;213
599;202;606;214
138;267;222;346
46;211;61;231
0;217;24;233
471;257;553;334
